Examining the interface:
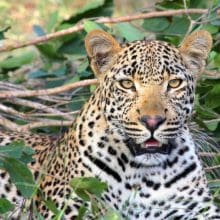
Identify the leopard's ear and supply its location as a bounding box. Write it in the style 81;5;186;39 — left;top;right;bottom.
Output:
179;30;212;73
85;30;121;79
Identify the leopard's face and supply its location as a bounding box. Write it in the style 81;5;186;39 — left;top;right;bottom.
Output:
100;41;195;154
85;30;212;156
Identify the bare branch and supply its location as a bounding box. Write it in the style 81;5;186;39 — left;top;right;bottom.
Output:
202;70;220;79
9;98;74;120
0;9;210;52
0;79;98;98
205;165;220;172
208;179;220;183
0;103;32;120
27;111;79;117
20;120;72;131
199;152;220;157
0;115;20;131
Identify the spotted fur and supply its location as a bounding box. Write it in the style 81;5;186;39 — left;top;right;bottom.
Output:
0;30;219;219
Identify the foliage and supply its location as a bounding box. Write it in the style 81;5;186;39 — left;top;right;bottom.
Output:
0;0;220;219
0;141;36;215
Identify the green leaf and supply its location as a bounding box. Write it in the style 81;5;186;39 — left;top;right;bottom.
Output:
84;20;103;33
66;0;113;25
67;0;114;24
100;209;122;220
189;0;210;9
65;75;80;85
0;26;10;40
205;121;219;131
0;141;34;167
2;157;36;198
115;23;145;41
29;66;67;79
205;84;220;109
75;0;105;16
0;51;36;69
68;94;89;111
91;200;98;216
0;198;14;214
202;24;219;34
46;11;59;33
70;177;108;201
76;205;88;220
52;65;67;77
157;0;186;9
90;85;97;92
58;33;85;55
143;17;170;32
43;199;60;215
37;43;63;60
28;70;50;79
77;59;89;74
163;16;190;35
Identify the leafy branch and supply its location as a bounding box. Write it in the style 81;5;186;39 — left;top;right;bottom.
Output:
0;8;212;52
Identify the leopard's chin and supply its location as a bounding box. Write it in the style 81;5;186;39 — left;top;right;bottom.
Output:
125;137;175;155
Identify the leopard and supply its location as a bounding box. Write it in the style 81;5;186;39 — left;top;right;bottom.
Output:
0;29;220;220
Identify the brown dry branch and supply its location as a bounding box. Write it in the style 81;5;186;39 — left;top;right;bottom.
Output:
203;70;220;79
208;179;220;183
0;103;34;121
0;115;72;132
27;111;79;118
9;98;74;120
0;81;83;131
0;115;20;131
19;120;72;131
0;79;98;98
205;165;220;172
0;8;211;52
199;152;220;157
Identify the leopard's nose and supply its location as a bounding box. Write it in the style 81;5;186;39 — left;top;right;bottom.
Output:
140;115;165;132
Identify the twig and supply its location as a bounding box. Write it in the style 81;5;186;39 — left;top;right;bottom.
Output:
202;70;220;79
205;165;220;172
27;111;79;117
199;152;220;157
182;0;194;37
0;9;210;52
208;179;220;183
0;117;72;132
0;79;98;98
0;115;20;131
204;118;220;123
9;98;74;120
19;120;72;131
0;103;33;120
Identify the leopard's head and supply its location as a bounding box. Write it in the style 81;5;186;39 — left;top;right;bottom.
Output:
85;30;212;156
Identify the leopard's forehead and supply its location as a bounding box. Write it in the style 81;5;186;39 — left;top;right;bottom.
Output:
111;40;187;83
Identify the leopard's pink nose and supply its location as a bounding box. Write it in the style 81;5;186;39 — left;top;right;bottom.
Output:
140;115;165;132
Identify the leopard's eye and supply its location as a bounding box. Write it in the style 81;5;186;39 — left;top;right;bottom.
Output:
119;80;135;90
168;79;182;88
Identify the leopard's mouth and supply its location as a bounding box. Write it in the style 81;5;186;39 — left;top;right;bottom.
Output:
125;137;174;155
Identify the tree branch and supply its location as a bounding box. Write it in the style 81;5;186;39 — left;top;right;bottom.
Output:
0;115;20;131
9;98;74;120
199;152;220;157
205;165;220;172
19;120;72;131
0;79;98;98
0;9;210;52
